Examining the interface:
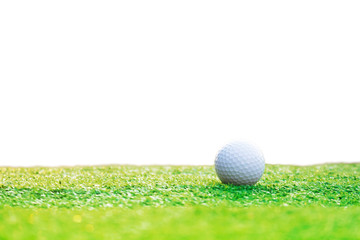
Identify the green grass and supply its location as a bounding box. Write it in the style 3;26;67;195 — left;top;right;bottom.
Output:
1;164;360;239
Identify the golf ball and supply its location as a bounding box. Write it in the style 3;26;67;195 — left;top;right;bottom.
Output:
215;142;265;185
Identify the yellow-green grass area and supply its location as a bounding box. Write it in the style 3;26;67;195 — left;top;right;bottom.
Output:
1;164;360;239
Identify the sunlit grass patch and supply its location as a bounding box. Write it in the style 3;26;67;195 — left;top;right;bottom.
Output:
1;164;360;239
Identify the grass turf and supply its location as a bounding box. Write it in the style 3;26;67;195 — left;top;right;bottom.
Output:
1;164;360;239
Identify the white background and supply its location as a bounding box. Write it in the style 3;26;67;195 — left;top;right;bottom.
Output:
1;0;359;167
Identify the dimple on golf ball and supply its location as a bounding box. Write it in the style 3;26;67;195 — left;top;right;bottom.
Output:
215;142;265;185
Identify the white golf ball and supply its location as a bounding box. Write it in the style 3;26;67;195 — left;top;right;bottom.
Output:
215;142;265;185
